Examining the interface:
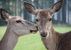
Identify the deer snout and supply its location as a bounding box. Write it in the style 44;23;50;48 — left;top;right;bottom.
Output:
30;26;38;33
40;32;47;37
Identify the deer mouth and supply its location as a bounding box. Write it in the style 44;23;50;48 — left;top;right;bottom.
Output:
30;26;38;33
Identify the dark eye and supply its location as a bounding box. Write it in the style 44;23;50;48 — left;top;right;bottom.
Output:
36;19;39;22
49;18;52;21
16;20;21;23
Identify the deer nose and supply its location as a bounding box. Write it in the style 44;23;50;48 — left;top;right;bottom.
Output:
30;26;38;33
40;32;47;37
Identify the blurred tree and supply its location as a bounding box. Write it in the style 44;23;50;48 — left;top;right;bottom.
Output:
0;0;71;25
62;0;66;23
24;0;32;22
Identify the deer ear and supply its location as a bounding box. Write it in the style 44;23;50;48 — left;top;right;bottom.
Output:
0;8;11;21
50;0;63;13
24;2;36;14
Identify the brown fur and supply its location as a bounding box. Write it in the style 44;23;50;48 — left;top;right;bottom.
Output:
24;0;71;50
0;8;38;50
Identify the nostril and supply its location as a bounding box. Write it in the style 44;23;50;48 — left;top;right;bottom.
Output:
40;32;47;37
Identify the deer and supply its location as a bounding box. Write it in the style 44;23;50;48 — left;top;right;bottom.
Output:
0;8;38;50
24;0;71;50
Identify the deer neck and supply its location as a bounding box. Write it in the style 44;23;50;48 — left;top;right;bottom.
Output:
0;27;18;50
41;26;60;50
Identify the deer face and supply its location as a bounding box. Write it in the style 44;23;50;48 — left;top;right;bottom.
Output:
24;0;63;37
0;9;37;36
35;9;53;37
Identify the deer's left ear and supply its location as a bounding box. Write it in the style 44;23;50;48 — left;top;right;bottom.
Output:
0;8;11;21
50;0;63;13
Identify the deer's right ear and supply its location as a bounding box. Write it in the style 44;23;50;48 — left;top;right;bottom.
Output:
0;8;11;21
24;2;36;14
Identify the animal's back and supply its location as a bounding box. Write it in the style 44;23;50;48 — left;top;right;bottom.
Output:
58;31;71;50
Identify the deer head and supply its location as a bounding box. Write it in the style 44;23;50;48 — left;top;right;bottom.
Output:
0;8;37;36
24;0;63;37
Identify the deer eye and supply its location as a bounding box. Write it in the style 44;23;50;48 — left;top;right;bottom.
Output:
16;20;21;23
49;18;52;21
36;19;39;22
36;19;38;22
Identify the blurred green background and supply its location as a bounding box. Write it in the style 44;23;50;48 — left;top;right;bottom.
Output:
0;0;71;50
0;25;71;50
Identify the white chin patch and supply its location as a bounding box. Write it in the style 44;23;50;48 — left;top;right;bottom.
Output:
46;31;50;38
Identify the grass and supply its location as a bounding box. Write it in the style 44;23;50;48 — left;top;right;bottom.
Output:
0;25;71;50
